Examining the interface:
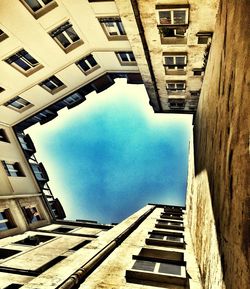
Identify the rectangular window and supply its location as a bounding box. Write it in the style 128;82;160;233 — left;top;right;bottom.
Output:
193;68;203;76
4;96;32;112
0;28;8;42
166;82;185;91
76;54;99;74
190;90;200;97
158;9;188;25
197;32;213;44
22;206;42;223
5;49;43;76
50;21;83;53
15;234;54;246
164;54;187;75
2;161;25;177
0;129;9;143
0;209;16;231
149;233;183;242
40;75;65;94
20;0;58;19
99;18;126;40
30;163;46;181
116;52;136;65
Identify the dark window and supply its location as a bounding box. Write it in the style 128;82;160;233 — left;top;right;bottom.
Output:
3;284;23;289
99;18;126;38
132;260;155;272
5;49;39;72
22;206;42;223
0;248;21;259
15;234;54;246
149;234;164;240
4;96;31;111
117;52;136;63
0;87;5;93
0;129;9;143
159;263;182;275
40;76;64;93
52;227;73;233
193;69;203;76
0;29;8;42
50;21;81;52
2;161;24;177
0;209;16;231
77;54;98;73
23;0;53;12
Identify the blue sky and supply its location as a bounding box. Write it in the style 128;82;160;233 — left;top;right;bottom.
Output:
27;79;192;224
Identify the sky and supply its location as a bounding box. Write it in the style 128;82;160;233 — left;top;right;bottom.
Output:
27;79;193;224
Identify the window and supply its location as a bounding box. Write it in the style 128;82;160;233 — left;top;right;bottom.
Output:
40;75;65;94
116;52;136;65
163;54;187;75
158;9;188;25
166;82;185;91
3;284;23;289
76;54;99;74
0;209;16;231
30;163;46;181
63;92;86;108
20;0;58;19
0;248;20;259
52;227;73;233
2;161;25;177
49;21;83;53
22;206;42;223
4;96;32;112
193;68;203;76
0;29;8;42
168;100;186;110
5;49;43;76
149;233;183;242
190;90;200;97
99;18;126;40
0;129;9;143
15;234;54;246
0;86;5;93
126;253;186;286
197;32;213;44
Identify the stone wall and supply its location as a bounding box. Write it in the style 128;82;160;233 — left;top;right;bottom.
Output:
191;0;250;288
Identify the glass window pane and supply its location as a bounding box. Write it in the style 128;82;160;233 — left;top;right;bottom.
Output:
15;59;31;71
159;11;171;24
0;222;8;231
119;53;129;62
50;76;63;87
173;10;186;24
159;263;181;275
150;234;164;239
129;52;135;61
42;0;53;4
132;260;155;272
21;50;38;66
86;55;97;67
66;27;80;42
24;0;42;12
167;84;175;90
116;21;126;35
176;57;185;65
176;84;184;89
55;34;71;48
166;236;181;241
78;59;90;71
165;57;174;65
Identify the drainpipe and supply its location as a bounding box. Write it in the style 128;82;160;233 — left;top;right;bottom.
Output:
57;205;156;289
129;0;163;113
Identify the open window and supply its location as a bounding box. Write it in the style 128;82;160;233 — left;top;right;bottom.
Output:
1;161;25;177
99;17;127;40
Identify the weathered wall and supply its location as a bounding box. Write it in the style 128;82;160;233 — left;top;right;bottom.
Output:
191;0;250;288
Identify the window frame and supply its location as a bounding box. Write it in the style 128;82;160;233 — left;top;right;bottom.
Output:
4;96;33;112
4;49;43;76
0;129;10;143
76;54;100;75
39;75;66;94
157;8;189;25
49;21;83;53
0;28;8;42
0;209;16;231
116;51;136;66
22;206;43;224
99;17;127;41
19;0;58;19
166;81;186;91
1;161;25;177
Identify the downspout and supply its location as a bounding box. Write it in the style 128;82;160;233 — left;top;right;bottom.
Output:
129;0;163;113
57;205;156;289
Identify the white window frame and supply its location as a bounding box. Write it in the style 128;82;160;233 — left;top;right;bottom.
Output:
132;259;186;277
5;96;32;112
157;9;189;25
166;82;186;90
103;21;125;36
116;52;136;65
164;55;187;71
